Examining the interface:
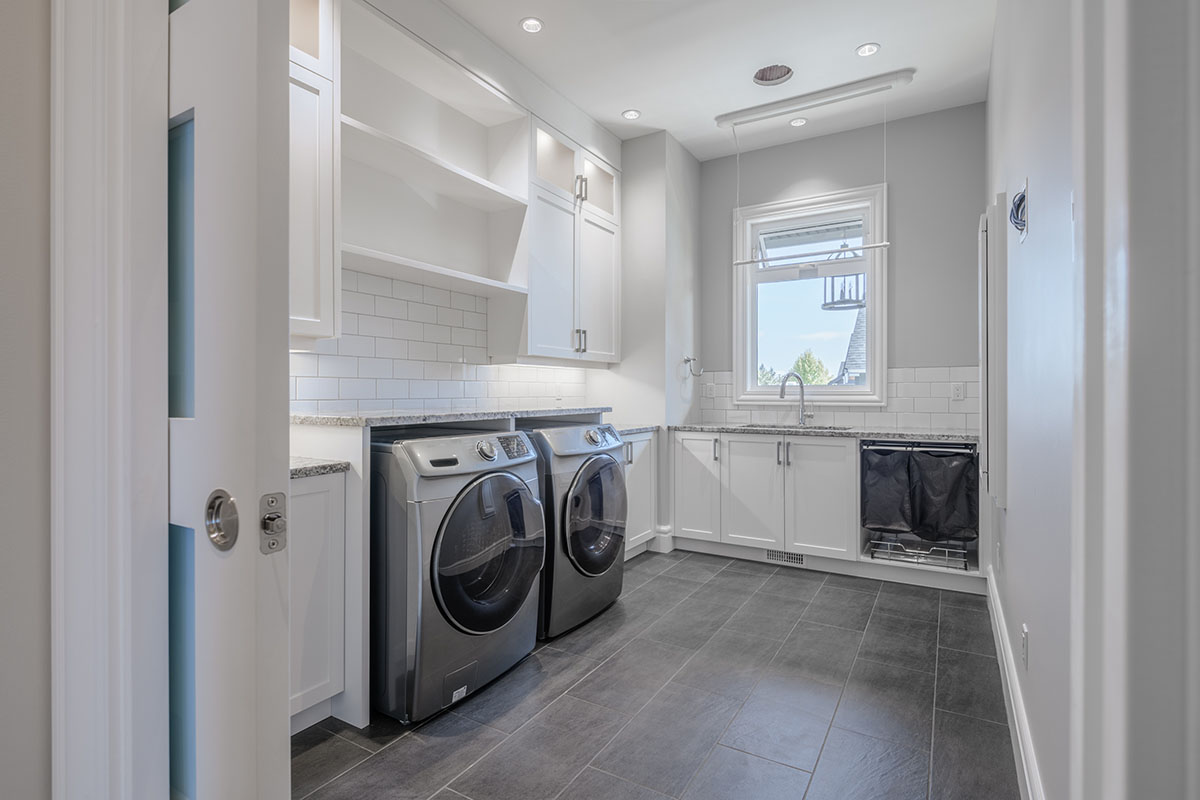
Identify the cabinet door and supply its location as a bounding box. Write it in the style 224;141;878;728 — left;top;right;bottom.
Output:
290;0;336;80
674;432;722;542
721;434;786;548
526;188;580;359
581;153;618;224
785;437;858;560
289;62;338;346
576;208;620;362
289;472;346;715
624;433;657;551
532;122;579;203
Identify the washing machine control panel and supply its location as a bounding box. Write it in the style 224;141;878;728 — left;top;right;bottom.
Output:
585;429;602;446
475;440;498;461
496;434;530;459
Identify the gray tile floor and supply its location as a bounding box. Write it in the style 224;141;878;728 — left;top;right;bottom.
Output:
292;551;1021;800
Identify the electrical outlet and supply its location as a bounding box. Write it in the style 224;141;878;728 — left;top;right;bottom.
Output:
703;384;716;399
1021;624;1029;669
951;382;966;400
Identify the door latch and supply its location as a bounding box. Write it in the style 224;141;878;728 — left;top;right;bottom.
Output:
259;492;287;555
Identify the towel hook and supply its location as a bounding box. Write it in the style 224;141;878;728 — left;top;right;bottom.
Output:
683;356;704;378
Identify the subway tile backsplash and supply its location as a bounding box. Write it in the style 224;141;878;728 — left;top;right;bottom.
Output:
697;366;981;432
289;269;587;414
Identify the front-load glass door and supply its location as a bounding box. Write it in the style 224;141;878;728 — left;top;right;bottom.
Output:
563;455;628;577
432;472;546;635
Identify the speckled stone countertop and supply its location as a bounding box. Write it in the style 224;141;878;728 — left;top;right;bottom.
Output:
290;457;352;479
616;425;660;436
290;406;613;428
671;424;978;443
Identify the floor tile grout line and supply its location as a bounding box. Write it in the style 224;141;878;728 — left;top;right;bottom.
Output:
588;764;677;797
295;748;374;800
801;586;881;800
927;591;943;800
675;576;822;800
323;728;388;755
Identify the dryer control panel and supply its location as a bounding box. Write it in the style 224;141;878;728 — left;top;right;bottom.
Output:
497;434;530;459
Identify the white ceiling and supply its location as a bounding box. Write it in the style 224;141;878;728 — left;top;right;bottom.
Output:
436;0;996;161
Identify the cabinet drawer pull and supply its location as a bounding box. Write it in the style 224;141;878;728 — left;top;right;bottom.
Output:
786;441;792;466
582;329;588;352
777;441;782;465
712;438;719;461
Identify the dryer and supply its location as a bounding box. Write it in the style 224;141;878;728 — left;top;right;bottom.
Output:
369;430;545;723
520;423;628;638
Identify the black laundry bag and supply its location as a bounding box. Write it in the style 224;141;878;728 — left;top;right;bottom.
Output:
910;450;978;541
860;449;913;533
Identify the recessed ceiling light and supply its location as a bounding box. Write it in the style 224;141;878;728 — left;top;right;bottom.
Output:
520;17;543;33
856;42;880;57
622;109;641;120
753;64;794;86
789;117;807;127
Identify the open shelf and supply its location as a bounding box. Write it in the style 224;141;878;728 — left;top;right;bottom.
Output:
341;116;527;213
341;243;528;300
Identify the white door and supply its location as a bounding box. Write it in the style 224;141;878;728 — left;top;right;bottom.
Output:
721;434;786;548
168;1;291;798
527;187;580;359
673;432;722;542
784;437;858;560
576;208;620;363
289;61;338;346
624;433;657;550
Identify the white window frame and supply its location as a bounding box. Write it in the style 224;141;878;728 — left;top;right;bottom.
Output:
732;183;888;406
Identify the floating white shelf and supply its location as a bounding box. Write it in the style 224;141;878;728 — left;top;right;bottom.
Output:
341;243;528;300
341;116;528;213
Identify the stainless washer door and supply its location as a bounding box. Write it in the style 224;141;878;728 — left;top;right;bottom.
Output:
562;454;628;577
431;472;546;635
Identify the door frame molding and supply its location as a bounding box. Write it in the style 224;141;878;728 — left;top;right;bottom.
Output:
50;0;168;797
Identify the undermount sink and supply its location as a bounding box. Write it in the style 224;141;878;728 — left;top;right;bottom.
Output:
736;423;853;431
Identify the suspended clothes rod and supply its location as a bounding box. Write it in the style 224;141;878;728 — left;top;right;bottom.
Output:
861;441;976;454
733;240;891;268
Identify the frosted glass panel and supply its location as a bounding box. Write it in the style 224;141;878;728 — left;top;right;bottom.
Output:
168;121;195;418
583;157;614;215
536;128;576;196
290;0;320;60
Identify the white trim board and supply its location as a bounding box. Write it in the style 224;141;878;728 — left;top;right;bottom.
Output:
988;565;1046;800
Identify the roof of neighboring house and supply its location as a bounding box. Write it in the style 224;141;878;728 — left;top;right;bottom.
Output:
833;307;867;384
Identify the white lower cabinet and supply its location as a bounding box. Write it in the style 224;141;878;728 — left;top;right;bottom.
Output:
720;434;786;548
289;471;346;717
784;436;858;560
671;431;858;560
673;431;722;542
622;431;657;552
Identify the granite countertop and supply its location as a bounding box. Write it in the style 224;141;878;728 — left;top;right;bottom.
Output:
291;406;613;429
616;424;660;436
671;424;979;443
290;456;352;479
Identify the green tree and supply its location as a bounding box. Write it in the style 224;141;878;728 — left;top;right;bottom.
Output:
791;349;832;386
758;363;782;385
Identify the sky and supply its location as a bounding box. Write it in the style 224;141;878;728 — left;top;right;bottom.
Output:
757;278;859;380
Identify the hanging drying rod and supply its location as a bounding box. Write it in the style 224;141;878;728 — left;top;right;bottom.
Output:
733;241;890;268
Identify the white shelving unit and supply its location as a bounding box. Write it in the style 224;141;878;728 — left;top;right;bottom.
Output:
339;0;530;292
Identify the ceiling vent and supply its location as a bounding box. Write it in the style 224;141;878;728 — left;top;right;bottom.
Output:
753;64;793;86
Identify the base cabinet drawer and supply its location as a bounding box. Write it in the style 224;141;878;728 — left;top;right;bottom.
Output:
289;471;346;715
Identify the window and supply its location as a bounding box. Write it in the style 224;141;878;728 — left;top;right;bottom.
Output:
733;184;887;405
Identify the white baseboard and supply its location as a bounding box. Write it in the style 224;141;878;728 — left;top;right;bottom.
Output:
987;565;1046;800
290;698;333;736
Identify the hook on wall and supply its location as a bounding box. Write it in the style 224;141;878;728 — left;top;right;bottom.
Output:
683;356;704;378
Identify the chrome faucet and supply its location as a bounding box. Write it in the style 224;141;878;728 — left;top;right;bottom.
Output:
779;371;808;426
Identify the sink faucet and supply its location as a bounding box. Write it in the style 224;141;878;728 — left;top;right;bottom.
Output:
779;371;808;427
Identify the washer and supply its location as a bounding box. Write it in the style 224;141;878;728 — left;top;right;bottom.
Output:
520;422;628;639
369;430;545;723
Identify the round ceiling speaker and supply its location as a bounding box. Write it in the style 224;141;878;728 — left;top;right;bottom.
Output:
753;64;794;86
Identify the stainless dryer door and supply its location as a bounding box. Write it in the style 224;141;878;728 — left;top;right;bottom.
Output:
562;454;628;577
432;472;546;635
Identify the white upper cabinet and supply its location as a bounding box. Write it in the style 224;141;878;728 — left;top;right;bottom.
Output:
721;434;786;549
518;120;621;363
784;437;858;560
290;0;335;80
289;1;340;351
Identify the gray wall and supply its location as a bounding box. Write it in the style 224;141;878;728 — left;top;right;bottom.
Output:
986;2;1074;797
0;0;52;797
699;103;986;371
